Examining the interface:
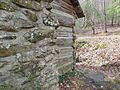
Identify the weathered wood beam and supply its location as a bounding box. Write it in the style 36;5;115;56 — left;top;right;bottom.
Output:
62;0;73;5
54;13;75;27
60;0;74;11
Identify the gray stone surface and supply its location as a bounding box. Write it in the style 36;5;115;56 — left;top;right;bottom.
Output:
0;0;74;90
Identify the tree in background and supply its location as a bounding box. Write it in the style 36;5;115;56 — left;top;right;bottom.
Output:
103;0;107;33
78;0;101;34
76;0;119;34
107;0;120;26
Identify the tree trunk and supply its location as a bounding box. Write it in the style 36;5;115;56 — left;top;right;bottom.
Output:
103;0;107;33
111;15;114;26
91;19;95;34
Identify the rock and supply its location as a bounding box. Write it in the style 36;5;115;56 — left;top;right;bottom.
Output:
85;72;105;83
35;46;56;58
45;54;54;62
22;10;38;22
0;44;32;57
0;0;74;90
57;62;73;75
43;0;53;3
0;17;36;32
11;0;42;11
0;62;8;69
0;2;17;12
0;35;16;40
24;27;55;43
0;25;17;32
13;18;36;29
94;81;120;90
43;13;59;28
45;3;52;11
0;47;16;57
56;37;73;46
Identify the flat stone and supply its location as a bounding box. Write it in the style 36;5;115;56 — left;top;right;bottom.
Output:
0;2;17;12
0;44;32;58
0;35;16;40
85;72;105;83
0;25;17;32
22;10;38;22
45;54;54;62
11;0;42;11
24;27;55;43
0;17;36;32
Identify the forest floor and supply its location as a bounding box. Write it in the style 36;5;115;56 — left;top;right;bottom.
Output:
59;27;120;90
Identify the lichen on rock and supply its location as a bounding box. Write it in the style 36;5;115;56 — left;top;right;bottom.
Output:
24;26;56;43
43;13;59;28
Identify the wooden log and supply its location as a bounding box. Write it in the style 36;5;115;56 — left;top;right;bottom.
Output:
52;12;75;27
53;0;59;3
57;27;73;33
60;7;74;15
70;0;79;7
52;4;62;11
52;0;85;18
75;6;85;18
60;0;74;11
52;4;73;15
62;0;73;5
56;37;73;46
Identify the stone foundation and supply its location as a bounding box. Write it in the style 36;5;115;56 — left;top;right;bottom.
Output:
0;0;75;90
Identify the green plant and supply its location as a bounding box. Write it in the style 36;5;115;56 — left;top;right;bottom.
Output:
59;71;76;82
107;0;120;25
94;42;107;50
74;40;90;49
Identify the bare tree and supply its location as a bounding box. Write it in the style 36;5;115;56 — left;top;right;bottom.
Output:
103;0;107;33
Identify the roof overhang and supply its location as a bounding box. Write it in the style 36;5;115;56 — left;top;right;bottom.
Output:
70;0;85;18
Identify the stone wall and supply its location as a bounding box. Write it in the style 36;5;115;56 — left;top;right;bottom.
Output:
0;0;75;90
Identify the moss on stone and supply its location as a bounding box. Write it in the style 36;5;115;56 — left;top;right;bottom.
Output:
0;2;17;12
11;0;42;11
0;48;16;57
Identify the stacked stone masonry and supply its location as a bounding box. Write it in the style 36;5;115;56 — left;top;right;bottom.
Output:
0;0;79;90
